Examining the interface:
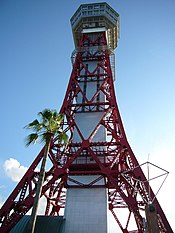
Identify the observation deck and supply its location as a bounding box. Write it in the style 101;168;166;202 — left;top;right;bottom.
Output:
70;2;120;50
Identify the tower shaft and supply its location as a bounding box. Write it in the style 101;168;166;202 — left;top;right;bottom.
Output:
63;31;109;233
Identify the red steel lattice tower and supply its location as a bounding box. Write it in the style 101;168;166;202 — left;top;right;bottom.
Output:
0;3;173;233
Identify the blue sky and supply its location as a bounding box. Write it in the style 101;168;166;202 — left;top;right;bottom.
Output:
0;0;175;231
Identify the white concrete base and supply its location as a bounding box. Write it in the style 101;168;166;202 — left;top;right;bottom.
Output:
64;187;108;233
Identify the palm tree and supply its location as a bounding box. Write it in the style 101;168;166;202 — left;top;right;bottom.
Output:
25;109;68;233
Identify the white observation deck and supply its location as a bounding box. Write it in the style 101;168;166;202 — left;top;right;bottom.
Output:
70;2;120;50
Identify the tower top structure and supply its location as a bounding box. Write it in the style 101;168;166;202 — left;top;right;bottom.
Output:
70;2;120;49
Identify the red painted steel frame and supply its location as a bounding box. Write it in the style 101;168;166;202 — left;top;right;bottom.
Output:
0;32;173;233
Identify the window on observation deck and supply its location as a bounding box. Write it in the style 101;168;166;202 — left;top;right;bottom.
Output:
88;11;93;15
94;10;99;15
82;6;87;10
82;11;87;16
88;5;93;10
94;5;99;9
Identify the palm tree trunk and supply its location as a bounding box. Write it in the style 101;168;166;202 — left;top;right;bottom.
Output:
26;133;53;233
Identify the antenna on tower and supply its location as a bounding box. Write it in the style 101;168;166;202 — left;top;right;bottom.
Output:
147;153;151;203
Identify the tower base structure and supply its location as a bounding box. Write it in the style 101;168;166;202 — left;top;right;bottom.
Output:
64;183;107;233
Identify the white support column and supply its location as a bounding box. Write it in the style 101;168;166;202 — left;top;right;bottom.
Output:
64;176;108;233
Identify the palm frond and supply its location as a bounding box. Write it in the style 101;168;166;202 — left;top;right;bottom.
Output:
24;119;39;129
38;109;53;121
61;132;68;145
57;132;68;145
25;109;68;147
55;113;64;124
25;133;38;147
39;133;48;145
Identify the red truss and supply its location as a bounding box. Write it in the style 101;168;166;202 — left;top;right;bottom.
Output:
0;32;173;233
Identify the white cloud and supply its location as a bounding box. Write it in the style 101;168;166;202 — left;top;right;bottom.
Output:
0;186;5;208
0;197;4;208
3;158;28;182
2;158;47;217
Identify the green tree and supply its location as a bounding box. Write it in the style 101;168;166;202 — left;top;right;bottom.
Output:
25;109;68;233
